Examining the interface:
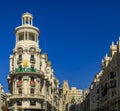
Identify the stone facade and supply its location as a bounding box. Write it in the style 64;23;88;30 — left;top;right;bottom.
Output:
7;12;61;111
3;12;120;111
0;84;6;111
62;81;83;111
88;39;120;111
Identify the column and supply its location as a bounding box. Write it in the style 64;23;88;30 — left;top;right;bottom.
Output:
31;18;33;25
22;17;23;25
24;17;26;24
16;33;19;42
27;32;29;40
24;32;25;40
28;17;30;24
34;33;36;42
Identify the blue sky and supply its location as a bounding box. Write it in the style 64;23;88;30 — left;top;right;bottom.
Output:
0;0;120;92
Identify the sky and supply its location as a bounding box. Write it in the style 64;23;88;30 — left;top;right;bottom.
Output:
0;0;120;92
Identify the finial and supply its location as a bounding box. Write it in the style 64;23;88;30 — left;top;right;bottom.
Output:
106;53;108;58
119;37;120;41
102;59;104;63
112;41;114;46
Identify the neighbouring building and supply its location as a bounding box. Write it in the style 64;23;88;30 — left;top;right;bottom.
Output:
0;84;6;111
62;81;83;111
88;39;120;111
90;72;102;111
75;89;90;111
7;12;61;111
99;40;120;111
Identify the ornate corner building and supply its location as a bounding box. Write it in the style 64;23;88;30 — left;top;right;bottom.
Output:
7;12;61;111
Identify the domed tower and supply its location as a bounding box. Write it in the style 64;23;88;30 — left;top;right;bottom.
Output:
7;12;60;111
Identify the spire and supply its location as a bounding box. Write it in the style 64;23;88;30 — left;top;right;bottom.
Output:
119;36;120;41
105;53;108;58
112;41;114;46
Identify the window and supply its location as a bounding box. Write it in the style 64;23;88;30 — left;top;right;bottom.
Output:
31;77;34;81
31;54;34;59
18;88;22;95
30;88;34;95
110;72;116;79
19;32;24;41
17;101;22;106
29;33;35;41
18;77;22;81
30;100;36;106
19;65;22;70
19;54;22;59
31;65;35;72
110;80;116;88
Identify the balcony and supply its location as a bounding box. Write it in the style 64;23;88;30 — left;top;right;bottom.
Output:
17;81;22;87
9;94;45;100
30;58;36;64
30;81;36;87
17;58;22;64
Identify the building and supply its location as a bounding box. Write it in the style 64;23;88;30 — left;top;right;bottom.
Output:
0;84;6;111
62;81;83;111
7;12;61;111
99;40;120;111
88;38;120;111
90;72;102;111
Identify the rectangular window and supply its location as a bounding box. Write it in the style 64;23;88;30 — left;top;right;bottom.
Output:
31;77;34;81
31;54;34;58
18;88;22;95
17;101;22;106
30;100;36;106
18;77;22;81
30;88;34;94
19;33;24;41
19;54;22;59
